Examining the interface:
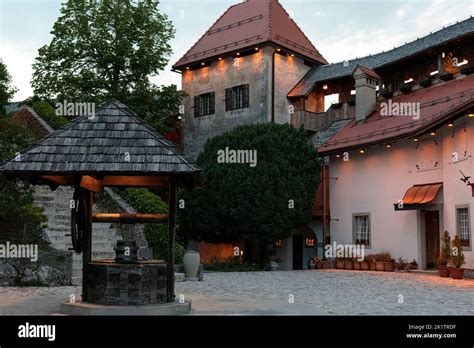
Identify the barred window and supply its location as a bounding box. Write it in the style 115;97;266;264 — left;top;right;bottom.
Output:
225;84;249;111
193;92;215;117
457;207;471;248
353;214;370;246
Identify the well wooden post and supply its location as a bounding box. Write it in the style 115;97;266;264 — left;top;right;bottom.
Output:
82;189;93;302
167;179;177;302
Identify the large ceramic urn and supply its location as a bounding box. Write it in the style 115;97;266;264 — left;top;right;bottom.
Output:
183;240;201;280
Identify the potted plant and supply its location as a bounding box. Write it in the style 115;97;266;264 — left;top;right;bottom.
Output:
440;72;454;81
449;235;466;279
374;253;385;271
270;256;281;271
378;252;395;272
408;259;418;270
365;254;377;271
314;256;323;269
321;259;333;269
353;258;362;270
344;258;354;270
308;257;316;270
396;257;407;271
437;231;451;277
419;76;432;87
380;85;393;99
399;83;413;94
336;258;345;269
360;257;370;271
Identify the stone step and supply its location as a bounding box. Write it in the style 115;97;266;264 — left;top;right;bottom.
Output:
33;195;55;202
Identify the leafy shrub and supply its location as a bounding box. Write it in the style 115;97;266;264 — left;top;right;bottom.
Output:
119;188;184;262
32;100;68;129
204;257;262;272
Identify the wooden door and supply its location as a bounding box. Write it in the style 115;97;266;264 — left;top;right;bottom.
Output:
425;211;440;269
293;235;303;270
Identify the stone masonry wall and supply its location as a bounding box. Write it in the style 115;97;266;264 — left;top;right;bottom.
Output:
182;45;314;160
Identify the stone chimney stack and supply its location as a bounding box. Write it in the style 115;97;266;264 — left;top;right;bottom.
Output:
352;65;380;122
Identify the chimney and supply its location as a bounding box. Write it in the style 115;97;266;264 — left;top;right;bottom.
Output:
352;65;380;122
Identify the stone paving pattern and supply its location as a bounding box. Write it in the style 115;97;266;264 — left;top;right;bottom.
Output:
0;270;473;315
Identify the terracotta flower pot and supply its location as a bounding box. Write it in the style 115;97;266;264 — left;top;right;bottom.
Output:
375;261;385;271
344;261;353;270
370;261;377;271
353;261;361;270
316;261;323;269
360;261;370;271
438;266;450;277
336;260;345;269
322;260;332;269
396;263;405;271
384;261;395;272
450;268;465;280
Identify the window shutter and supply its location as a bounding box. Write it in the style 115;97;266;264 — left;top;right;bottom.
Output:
225;88;232;111
243;84;249;108
194;96;199;117
209;92;215;115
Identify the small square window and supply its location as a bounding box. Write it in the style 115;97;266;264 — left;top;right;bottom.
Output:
225;84;249;111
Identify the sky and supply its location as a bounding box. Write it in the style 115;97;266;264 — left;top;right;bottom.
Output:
1;0;473;101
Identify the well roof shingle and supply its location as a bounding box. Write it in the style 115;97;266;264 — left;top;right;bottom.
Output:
0;101;201;176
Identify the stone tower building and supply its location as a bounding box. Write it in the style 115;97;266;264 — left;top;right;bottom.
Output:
172;0;327;160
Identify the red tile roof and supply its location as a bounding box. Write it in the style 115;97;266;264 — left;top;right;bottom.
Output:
318;74;474;154
173;0;327;69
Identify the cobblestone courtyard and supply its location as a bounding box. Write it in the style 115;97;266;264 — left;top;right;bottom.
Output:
0;270;473;315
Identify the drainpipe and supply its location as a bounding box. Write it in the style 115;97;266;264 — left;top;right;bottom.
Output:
271;48;276;123
322;164;329;259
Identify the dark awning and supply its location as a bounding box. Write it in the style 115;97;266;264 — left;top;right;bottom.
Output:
394;183;443;211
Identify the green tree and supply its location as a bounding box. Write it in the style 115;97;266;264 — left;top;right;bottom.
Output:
32;0;181;132
0;119;48;245
0;59;17;116
179;123;321;246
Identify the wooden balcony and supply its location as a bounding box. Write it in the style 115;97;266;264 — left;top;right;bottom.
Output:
291;102;355;132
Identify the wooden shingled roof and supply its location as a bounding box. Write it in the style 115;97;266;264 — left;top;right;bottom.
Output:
0;101;201;177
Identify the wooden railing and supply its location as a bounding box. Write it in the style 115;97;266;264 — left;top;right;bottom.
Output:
291;103;355;132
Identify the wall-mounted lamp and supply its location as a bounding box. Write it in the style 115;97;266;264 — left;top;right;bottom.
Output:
305;237;315;248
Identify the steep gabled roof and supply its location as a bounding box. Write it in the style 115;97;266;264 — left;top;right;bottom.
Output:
0;101;200;176
318;75;474;154
173;0;327;69
288;16;474;98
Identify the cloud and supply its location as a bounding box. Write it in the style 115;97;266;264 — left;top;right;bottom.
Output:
0;38;37;101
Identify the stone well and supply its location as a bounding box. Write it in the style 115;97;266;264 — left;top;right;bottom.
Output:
84;260;167;306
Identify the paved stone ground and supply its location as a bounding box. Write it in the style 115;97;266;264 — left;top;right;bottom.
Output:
176;270;474;315
0;270;473;315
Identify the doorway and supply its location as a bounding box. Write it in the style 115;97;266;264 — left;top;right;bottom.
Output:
425;211;440;269
292;235;303;270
